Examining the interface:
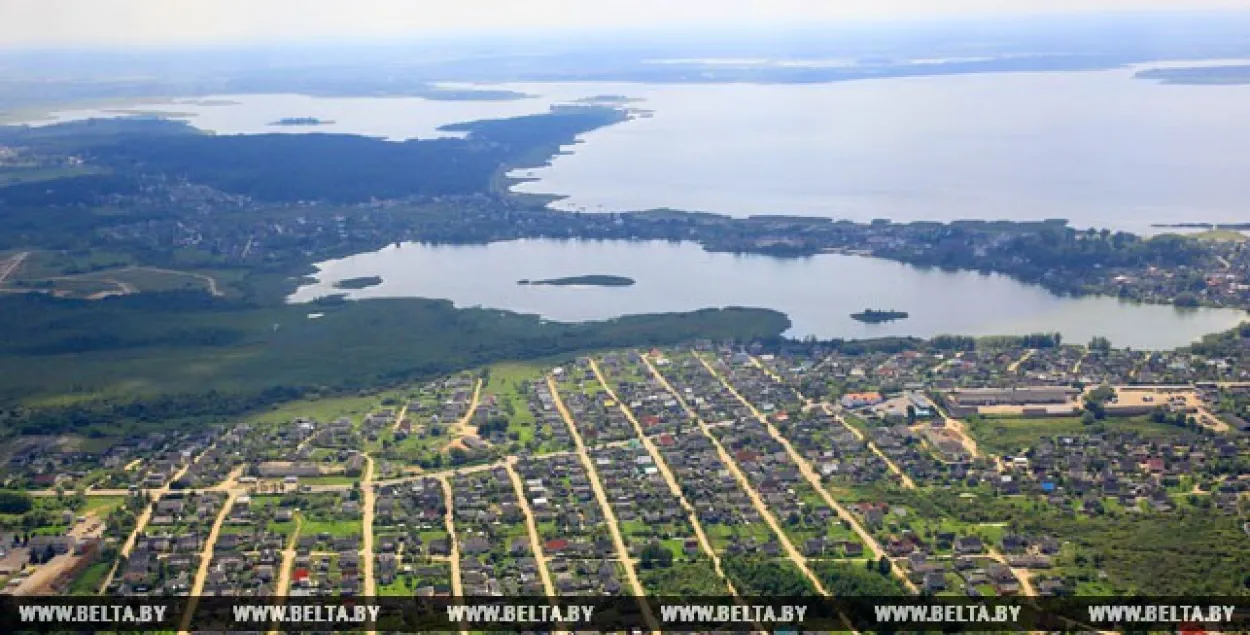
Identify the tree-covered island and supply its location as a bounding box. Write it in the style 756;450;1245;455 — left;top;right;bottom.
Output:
517;275;636;287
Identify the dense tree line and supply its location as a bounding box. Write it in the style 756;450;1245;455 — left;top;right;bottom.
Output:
0;174;141;206
4;385;309;435
0;491;33;514
0;290;789;434
4;108;627;205
875;224;1209;293
723;556;817;596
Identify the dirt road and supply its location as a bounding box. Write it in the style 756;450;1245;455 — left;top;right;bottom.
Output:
443;379;484;451
694;353;919;594
179;489;241;633
267;514;304;635
588;358;740;598
128;266;223;297
820;403;917;490
97;449;210;592
934;406;986;460
546;375;660;634
273;514;303;596
638;355;831;597
361;453;377;597
437;476;463;597
504;459;556;597
390;401;411;434
748;351;910;488
1008;349;1036;373
437;475;468;635
0;251;28;284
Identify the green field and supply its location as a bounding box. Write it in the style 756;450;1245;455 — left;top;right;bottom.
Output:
967;414;1191;455
5;249;136;281
1186;229;1248;242
0;166;104;187
250;393;389;425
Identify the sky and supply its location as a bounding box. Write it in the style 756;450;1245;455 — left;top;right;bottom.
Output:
2;0;1249;49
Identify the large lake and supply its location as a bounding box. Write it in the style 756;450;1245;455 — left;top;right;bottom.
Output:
502;67;1250;232
287;239;1245;350
21;63;1250;231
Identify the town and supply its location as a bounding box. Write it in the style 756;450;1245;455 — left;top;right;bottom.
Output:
1;339;1247;608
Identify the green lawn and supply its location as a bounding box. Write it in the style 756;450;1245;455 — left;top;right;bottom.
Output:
418;529;449;544
295;474;360;486
83;495;126;516
704;521;777;552
299;519;362;538
66;560;111;595
376;578;412;596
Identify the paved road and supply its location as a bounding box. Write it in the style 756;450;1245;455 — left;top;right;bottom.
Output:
547;374;660;634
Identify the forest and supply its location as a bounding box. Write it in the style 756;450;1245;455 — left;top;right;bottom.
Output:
0;291;790;434
0;106;626;204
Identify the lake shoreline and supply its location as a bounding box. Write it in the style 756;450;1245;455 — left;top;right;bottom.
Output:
288;238;1245;350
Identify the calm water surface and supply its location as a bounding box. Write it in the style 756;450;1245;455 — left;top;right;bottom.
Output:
23;64;1250;231
21;92;559;140
501;68;1250;232
287;239;1245;349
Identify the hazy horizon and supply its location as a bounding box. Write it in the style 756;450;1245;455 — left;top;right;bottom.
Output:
4;0;1250;50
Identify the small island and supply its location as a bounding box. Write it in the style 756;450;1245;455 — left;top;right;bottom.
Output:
269;117;335;127
850;309;909;324
332;275;383;289
517;275;636;287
